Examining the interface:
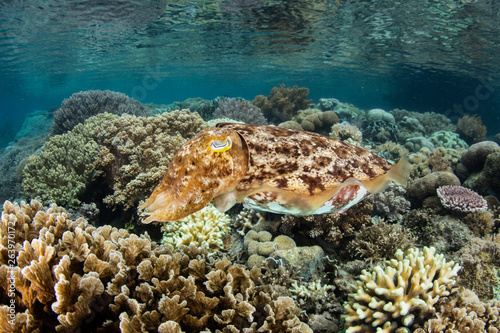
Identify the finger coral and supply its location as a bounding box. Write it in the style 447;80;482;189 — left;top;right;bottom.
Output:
51;90;149;135
344;246;460;333
161;203;231;251
0;199;312;332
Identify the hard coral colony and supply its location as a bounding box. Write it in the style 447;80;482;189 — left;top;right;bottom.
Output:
3;86;500;333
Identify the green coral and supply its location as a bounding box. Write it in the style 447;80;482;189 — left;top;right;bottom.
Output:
428;130;468;149
21;123;100;208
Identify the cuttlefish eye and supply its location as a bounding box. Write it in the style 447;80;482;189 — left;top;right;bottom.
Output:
210;137;232;152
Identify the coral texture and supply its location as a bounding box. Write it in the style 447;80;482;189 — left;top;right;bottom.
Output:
94;109;208;210
161;203;231;251
21;123;100;208
428;130;468;149
252;84;312;122
457;114;487;144
213;98;268;124
329;121;363;143
436;185;488;213
0;199;312;332
344;246;460;333
279;109;339;135
51;90;149;135
372;183;411;222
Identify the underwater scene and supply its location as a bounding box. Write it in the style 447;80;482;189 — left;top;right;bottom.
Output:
1;0;500;332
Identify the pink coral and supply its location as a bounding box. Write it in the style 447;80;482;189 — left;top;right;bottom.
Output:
436;185;488;213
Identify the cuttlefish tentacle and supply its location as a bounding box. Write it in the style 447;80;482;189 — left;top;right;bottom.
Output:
139;127;248;223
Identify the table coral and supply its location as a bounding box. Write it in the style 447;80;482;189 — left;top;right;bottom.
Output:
161;203;231;251
0;199;312;332
344;246;460;333
436;185;488;213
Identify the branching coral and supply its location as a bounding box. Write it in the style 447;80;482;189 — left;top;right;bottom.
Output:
372;183;411;223
51;90;149;135
344;246;461;333
252;84;312;123
94;109;208;210
348;220;416;263
21;123;100;208
330;121;363;143
0;199;312;332
213;97;268;124
414;288;500;332
161;203;231;251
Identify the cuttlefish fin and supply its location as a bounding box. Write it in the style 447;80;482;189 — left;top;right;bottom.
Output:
213;191;238;213
359;155;411;194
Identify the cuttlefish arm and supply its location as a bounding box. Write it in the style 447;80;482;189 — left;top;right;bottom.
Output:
139;127;248;223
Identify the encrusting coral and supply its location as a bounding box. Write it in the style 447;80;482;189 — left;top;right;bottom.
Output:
344;246;460;333
161;203;231;251
0;199;312;332
51;90;149;135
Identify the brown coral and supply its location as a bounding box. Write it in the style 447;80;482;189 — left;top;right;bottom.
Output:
457;114;487;144
93;109;208;210
0;199;311;332
252;84;312;123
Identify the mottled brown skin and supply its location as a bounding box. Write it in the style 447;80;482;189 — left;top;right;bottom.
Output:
139;127;248;223
223;123;392;195
140;123;410;222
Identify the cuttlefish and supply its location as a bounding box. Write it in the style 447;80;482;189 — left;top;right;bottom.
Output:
139;123;410;223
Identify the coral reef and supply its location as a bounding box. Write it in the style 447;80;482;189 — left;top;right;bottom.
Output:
409;147;464;177
167;97;218;119
397;117;426;142
404;137;435;153
453;235;500;300
0;199;312;332
457;114;487;144
366;108;395;124
344;247;460;333
21;123;100;208
459;140;500;173
408;171;461;207
391;109;454;137
414;288;500;332
213;97;268;125
362;120;398;144
252;84;312;123
329;121;363;143
94;109;208;211
463;151;500;196
161;203;231;251
279;109;339;135
436;185;488;213
51;90;149;135
372;183;411;222
348;220;416;263
428;130;468;149
317;98;340;111
374;141;409;163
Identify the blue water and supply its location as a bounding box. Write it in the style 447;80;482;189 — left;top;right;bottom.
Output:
1;0;500;147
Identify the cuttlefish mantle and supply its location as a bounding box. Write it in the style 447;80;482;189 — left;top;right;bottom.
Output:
139;123;411;223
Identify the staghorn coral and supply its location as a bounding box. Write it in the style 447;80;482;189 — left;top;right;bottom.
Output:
415;288;500;332
51;90;149;135
348;220;416;263
213;97;268;124
252;84;312;123
343;246;461;333
0;199;312;332
21;123;100;208
161;203;231;251
94;109;208;211
457;114;487;144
